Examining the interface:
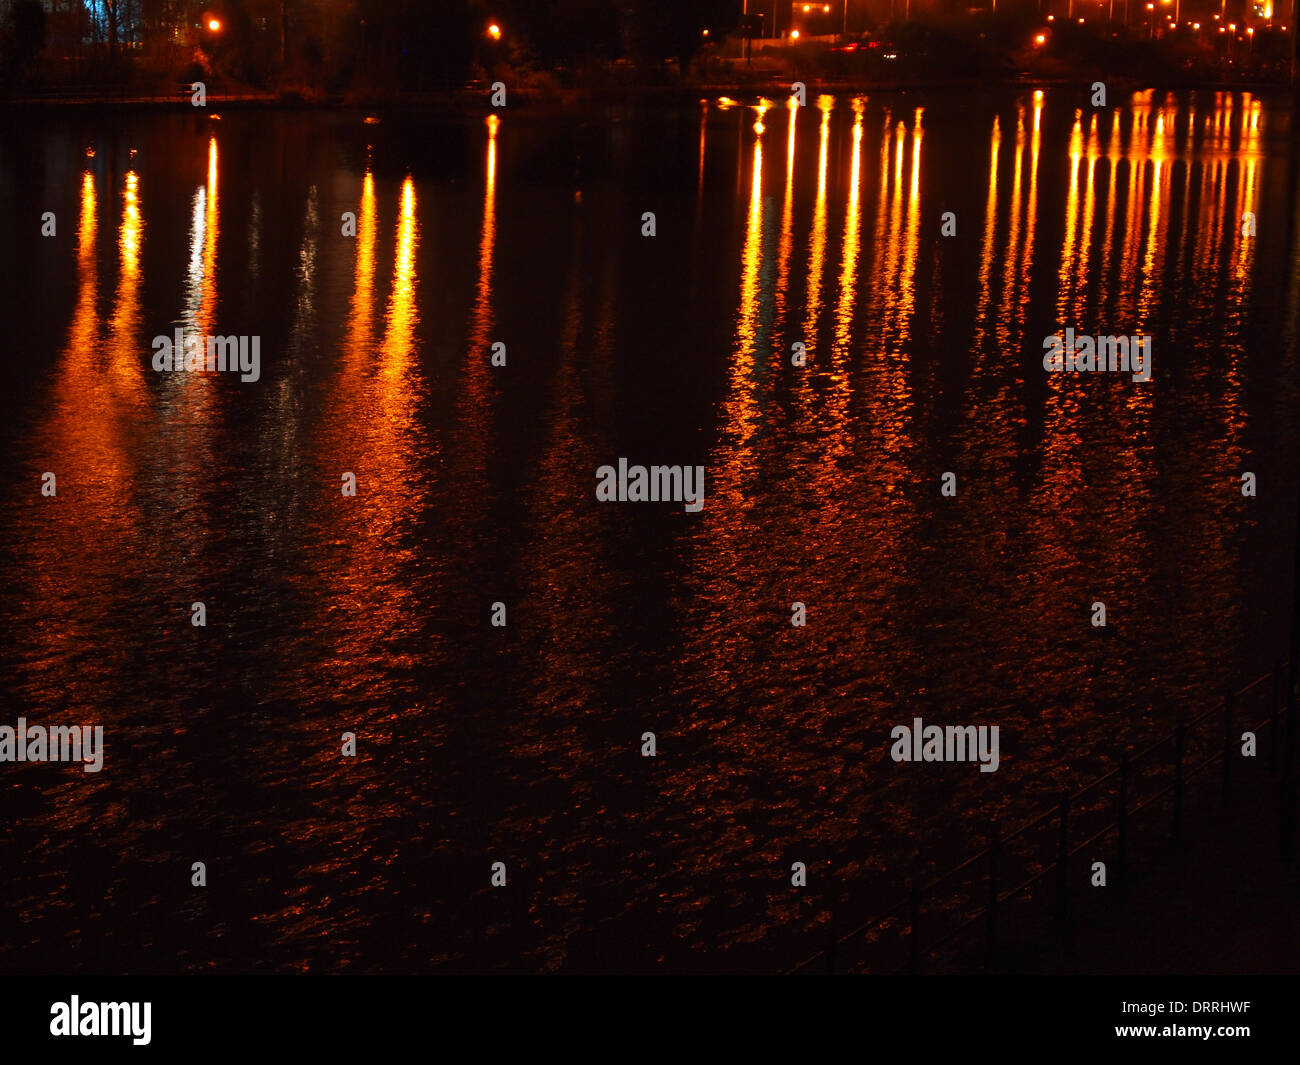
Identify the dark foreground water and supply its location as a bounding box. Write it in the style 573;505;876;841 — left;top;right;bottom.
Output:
0;89;1297;972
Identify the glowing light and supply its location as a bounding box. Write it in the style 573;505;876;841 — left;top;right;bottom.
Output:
207;18;220;31
791;28;800;38
1035;33;1046;43
487;22;501;40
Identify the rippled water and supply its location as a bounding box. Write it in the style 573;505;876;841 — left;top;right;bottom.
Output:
0;89;1296;972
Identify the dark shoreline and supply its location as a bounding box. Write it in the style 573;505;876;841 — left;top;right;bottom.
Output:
1;76;1297;117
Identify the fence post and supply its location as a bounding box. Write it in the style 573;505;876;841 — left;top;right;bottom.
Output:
1055;790;1070;936
908;879;922;974
1173;723;1186;844
1118;754;1129;892
985;824;999;974
1223;691;1234;809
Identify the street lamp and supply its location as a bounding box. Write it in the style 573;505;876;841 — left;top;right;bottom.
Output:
487;22;502;40
207;18;221;31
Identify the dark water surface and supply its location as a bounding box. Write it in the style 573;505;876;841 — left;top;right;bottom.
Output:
1;90;1297;972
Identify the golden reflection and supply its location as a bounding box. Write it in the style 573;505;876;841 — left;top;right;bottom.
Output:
972;115;1000;351
870;107;893;319
304;171;428;723
185;136;220;338
993;93;1041;361
1057;111;1084;321
1101;112;1121;285
999;104;1024;347
1136;154;1167;323
18;167;146;718
1078;114;1100;309
276;170;433;947
40;171;103;625
347;171;378;365
353;175;424;539
380;178;419;390
468;115;499;356
723;125;766;484
710;112;778;514
697;104;707;209
73;172;98;348
874;105;923;352
774;97;797;321
799;97;833;381
1234;99;1260;282
105;171;146;412
1119;94;1150;302
1020;92;1042;290
448;114;505;554
737;127;764;341
833;102;863;358
787;95;799;172
896;107;923;345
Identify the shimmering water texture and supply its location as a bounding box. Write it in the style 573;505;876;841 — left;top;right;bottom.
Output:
0;89;1295;972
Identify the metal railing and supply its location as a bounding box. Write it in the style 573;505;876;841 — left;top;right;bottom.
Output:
790;659;1298;974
